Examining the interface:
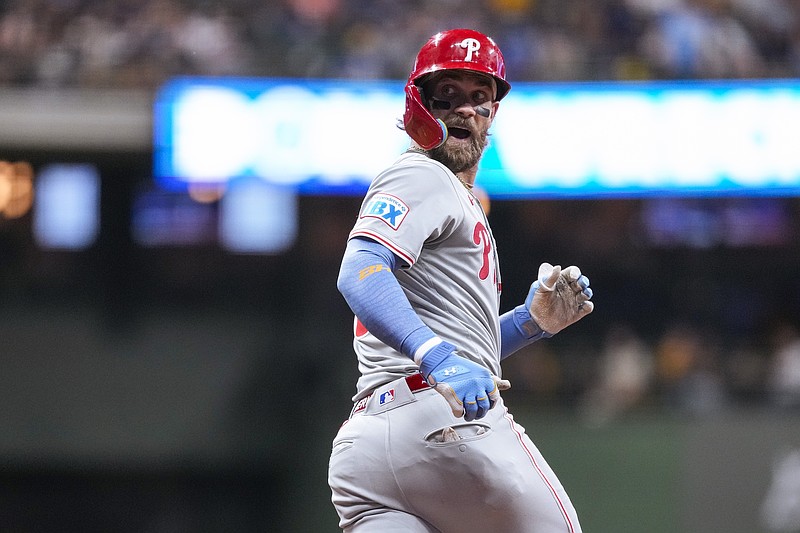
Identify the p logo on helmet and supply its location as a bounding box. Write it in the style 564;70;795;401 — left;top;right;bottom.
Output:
403;29;511;150
459;38;481;62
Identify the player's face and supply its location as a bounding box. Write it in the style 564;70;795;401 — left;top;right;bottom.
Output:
426;72;500;173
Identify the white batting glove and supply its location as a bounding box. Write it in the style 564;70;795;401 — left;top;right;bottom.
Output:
526;262;594;335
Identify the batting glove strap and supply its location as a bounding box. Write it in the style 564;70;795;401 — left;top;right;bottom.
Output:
512;304;552;341
417;340;458;378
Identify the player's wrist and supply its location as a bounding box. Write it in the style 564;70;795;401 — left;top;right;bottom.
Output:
513;304;552;340
413;336;443;365
417;339;457;376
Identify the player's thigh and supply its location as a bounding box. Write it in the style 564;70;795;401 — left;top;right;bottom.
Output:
345;509;439;533
499;411;582;533
394;399;581;533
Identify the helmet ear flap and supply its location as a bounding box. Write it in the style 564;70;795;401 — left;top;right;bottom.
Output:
403;82;448;151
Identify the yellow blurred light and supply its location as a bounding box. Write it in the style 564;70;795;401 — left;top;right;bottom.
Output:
0;162;12;212
0;160;34;219
489;0;534;14
187;182;226;203
3;189;32;219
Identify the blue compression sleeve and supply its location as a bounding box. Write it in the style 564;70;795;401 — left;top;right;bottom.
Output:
337;237;436;358
499;305;550;360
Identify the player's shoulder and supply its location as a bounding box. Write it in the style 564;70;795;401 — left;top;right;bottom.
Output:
394;151;450;175
373;152;454;191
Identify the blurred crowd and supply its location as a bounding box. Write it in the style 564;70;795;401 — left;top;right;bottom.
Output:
2;0;800;89
501;317;800;423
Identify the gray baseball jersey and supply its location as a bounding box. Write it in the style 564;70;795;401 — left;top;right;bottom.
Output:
347;151;502;400
330;152;583;532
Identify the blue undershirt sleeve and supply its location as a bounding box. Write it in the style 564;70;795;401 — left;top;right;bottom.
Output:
337;237;436;359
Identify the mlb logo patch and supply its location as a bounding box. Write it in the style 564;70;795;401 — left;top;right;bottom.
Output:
379;389;395;405
362;193;409;230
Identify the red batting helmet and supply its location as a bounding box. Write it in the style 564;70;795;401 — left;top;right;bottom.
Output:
403;29;511;150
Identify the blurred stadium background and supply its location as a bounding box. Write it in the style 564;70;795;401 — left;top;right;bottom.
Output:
2;0;800;531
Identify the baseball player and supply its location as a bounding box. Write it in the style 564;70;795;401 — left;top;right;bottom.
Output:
328;29;594;533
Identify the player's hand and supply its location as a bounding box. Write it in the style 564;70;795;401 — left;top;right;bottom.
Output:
526;262;594;335
418;341;511;421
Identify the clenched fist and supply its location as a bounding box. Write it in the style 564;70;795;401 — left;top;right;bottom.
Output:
526;263;594;335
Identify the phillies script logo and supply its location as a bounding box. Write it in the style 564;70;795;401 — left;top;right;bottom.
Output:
361;193;409;230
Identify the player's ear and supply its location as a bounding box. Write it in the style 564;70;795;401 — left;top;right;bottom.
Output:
490;101;500;120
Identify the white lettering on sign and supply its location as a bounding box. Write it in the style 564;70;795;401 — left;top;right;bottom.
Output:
157;79;800;197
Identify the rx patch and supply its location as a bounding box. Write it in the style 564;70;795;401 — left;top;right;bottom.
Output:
361;193;409;230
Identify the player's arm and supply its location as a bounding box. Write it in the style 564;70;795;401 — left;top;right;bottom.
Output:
499;262;594;360
337;237;508;420
337;236;434;356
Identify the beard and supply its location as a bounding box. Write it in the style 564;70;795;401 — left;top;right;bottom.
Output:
429;119;489;174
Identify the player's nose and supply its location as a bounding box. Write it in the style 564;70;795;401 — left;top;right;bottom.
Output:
454;102;477;117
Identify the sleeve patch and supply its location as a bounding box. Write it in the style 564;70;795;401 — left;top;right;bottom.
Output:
360;193;410;230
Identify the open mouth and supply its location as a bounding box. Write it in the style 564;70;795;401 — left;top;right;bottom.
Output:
448;127;472;140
